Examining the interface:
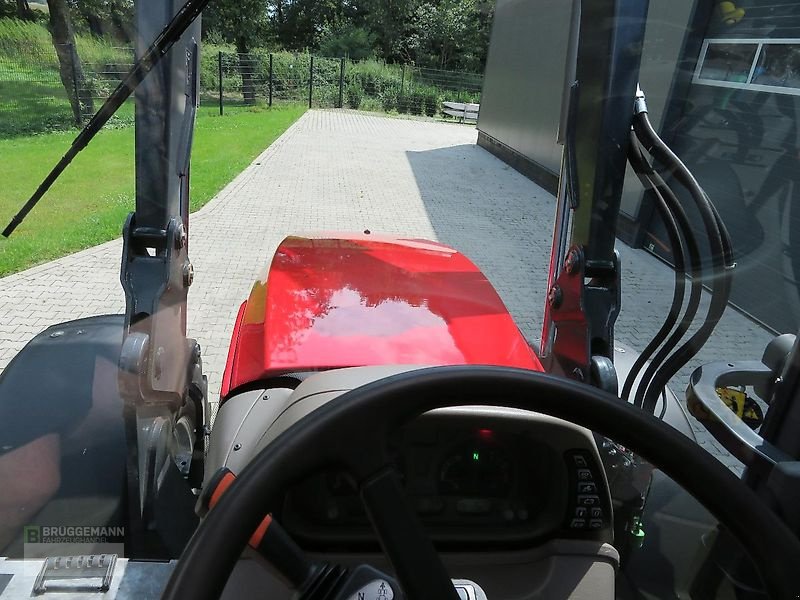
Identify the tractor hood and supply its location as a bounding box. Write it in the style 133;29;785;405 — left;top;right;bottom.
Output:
221;233;542;397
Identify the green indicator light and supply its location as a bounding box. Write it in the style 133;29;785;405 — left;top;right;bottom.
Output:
472;452;480;461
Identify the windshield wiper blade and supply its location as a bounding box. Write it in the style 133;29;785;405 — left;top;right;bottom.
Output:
2;0;211;238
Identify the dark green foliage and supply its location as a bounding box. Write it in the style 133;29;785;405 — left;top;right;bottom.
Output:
397;94;409;114
347;83;362;109
408;90;424;115
68;0;134;40
380;83;398;112
318;23;375;61
424;91;438;116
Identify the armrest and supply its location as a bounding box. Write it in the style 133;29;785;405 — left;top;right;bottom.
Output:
686;361;791;471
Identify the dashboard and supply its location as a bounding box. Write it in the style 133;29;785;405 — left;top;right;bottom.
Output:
204;368;622;598
279;409;613;550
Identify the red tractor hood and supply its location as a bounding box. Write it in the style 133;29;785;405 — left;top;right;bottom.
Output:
221;233;542;397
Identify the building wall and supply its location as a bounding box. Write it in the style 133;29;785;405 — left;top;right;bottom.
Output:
477;0;699;232
477;0;571;190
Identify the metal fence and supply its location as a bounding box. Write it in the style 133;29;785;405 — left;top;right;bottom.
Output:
0;43;135;136
0;45;484;137
204;51;484;117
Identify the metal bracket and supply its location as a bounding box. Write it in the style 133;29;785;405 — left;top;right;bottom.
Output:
119;214;193;407
549;245;621;385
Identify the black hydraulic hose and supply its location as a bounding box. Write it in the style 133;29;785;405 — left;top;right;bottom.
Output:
625;135;704;411
633;111;735;413
708;192;735;266
623;137;686;398
2;0;211;237
638;191;735;412
632;174;703;412
622;135;691;407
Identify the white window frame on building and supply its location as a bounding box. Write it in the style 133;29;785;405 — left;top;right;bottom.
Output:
693;38;800;97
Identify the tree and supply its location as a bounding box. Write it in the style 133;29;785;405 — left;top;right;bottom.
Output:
0;0;37;19
267;0;340;51
47;0;94;125
410;0;490;70
68;0;134;41
360;0;417;62
318;22;374;59
16;0;34;19
204;0;270;104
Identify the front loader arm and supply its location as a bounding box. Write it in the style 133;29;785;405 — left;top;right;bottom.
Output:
540;0;649;390
117;0;208;555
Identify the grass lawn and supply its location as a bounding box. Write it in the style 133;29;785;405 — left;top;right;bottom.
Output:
0;104;306;276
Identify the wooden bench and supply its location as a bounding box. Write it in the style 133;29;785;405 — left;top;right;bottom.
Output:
442;101;479;122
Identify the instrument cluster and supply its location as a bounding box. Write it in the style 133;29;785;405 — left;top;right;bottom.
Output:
281;416;574;547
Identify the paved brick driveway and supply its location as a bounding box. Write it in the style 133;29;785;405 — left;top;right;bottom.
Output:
0;109;772;469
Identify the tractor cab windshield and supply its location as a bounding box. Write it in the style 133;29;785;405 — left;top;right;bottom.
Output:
1;0;800;598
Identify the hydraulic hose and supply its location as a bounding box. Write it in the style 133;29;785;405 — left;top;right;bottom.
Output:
624;136;686;400
632;110;734;413
623;135;702;410
625;134;704;412
631;171;703;412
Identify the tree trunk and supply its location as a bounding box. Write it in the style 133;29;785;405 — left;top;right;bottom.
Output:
85;13;104;37
15;0;34;20
236;37;256;106
48;0;94;126
109;4;132;43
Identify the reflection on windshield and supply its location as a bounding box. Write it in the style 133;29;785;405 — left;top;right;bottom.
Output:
631;2;800;337
0;316;126;558
234;235;538;379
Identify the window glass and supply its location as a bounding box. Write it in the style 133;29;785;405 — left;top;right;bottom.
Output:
753;43;800;88
699;43;759;82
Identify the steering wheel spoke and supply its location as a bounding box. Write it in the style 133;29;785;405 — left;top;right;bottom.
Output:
358;465;460;600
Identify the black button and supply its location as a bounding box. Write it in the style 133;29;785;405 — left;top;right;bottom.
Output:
456;498;492;514
575;507;587;518
578;494;600;507
589;519;603;529
578;482;597;494
573;455;588;467
577;469;593;481
590;507;603;519
570;518;586;529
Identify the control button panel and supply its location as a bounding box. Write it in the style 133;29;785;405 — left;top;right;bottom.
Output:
563;449;610;534
347;579;395;600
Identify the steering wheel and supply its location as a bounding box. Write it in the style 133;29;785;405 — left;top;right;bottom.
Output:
162;366;800;599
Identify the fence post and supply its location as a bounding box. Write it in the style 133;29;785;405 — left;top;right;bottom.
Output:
268;53;273;107
67;43;81;125
218;51;224;116
308;56;314;109
400;64;405;96
338;57;345;108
